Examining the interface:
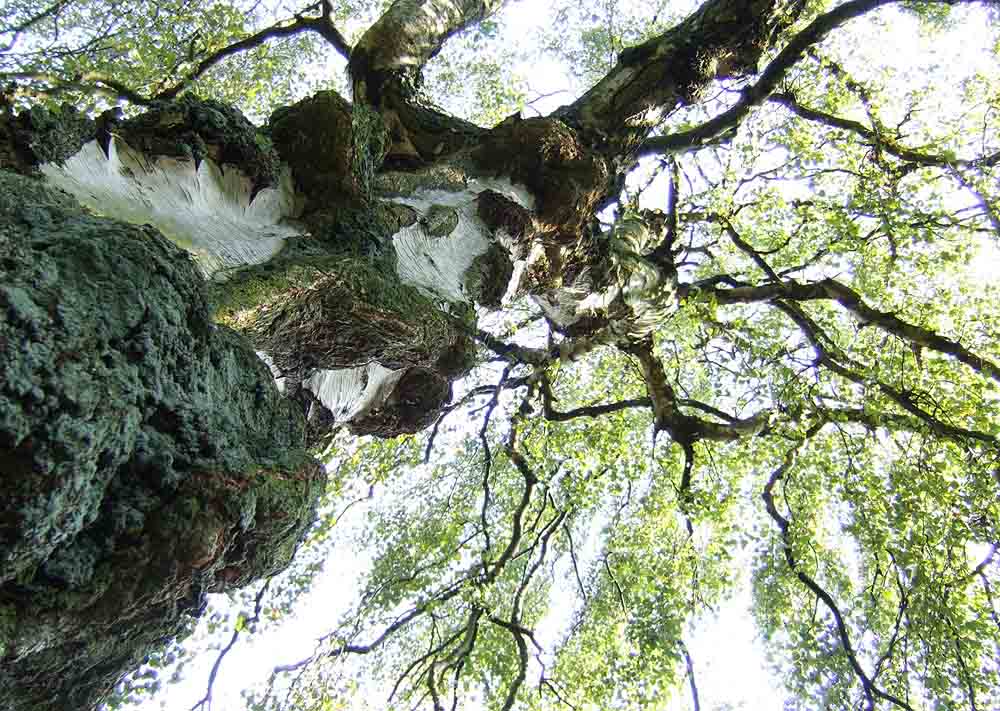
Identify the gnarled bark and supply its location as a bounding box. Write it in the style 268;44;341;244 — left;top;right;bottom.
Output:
0;173;325;711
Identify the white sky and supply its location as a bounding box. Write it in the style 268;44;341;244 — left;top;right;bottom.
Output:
128;2;1000;711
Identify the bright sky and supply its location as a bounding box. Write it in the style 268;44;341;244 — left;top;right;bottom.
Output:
128;2;1000;710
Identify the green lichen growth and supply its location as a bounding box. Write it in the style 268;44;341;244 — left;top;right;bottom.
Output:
464;241;515;309
208;197;468;383
119;94;280;191
0;604;15;658
375;162;469;196
0;171;323;711
3;103;96;169
421;203;460;237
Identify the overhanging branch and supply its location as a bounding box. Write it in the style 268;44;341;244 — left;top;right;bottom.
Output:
769;91;1000;169
154;3;352;102
694;275;1000;384
4;2;352;107
638;0;985;158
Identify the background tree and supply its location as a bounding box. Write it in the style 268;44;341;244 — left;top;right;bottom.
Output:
1;0;999;710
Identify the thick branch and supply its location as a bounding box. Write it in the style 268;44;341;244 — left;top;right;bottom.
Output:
621;338;771;442
351;0;506;84
637;0;983;158
348;0;502;161
562;0;801;157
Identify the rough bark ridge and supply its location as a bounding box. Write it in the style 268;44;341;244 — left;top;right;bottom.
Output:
0;173;324;711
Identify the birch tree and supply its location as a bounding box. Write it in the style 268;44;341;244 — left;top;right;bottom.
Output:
1;0;999;709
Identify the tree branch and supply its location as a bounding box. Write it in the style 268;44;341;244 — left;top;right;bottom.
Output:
621;337;772;443
190;579;272;711
769;91;1000;169
680;640;701;711
0;0;72;53
562;0;805;156
638;0;982;158
351;0;507;89
4;2;351;107
775;300;998;445
488;617;530;711
694;275;1000;384
762;436;914;711
4;70;152;105
154;5;351;102
477;365;514;558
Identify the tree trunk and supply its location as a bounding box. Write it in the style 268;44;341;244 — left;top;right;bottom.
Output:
0;167;324;711
0;88;521;710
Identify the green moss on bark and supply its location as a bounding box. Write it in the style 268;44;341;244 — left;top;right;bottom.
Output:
0;172;324;711
0;103;96;173
118;94;280;194
213;246;463;380
269;91;355;202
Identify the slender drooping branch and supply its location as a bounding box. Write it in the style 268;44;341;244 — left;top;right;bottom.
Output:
680;641;702;711
693;276;1000;384
477;365;514;558
775;300;998;445
4;1;351;106
769;92;1000;169
0;0;72;53
155;0;351;102
189;579;273;711
762;436;915;711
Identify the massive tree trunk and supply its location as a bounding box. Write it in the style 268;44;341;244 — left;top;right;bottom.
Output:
1;0;975;707
0;164;325;710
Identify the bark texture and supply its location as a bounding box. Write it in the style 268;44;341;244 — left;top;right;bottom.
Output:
0;173;325;711
562;0;802;158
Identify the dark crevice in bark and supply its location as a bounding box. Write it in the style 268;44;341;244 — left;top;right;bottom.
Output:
471;116;610;244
